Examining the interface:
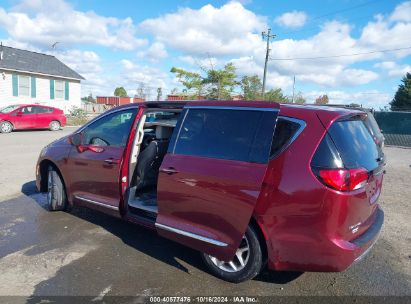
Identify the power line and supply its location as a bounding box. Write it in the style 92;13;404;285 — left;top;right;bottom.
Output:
311;0;381;22
269;46;411;61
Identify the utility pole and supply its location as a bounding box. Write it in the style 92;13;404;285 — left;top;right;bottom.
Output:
261;28;276;99
156;87;162;101
292;75;296;103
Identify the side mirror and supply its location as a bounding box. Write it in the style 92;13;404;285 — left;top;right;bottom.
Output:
70;133;82;146
16;111;23;116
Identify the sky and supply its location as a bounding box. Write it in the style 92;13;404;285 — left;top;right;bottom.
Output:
0;0;410;109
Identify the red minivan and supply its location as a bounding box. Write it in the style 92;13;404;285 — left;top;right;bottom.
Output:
36;101;385;282
0;104;66;133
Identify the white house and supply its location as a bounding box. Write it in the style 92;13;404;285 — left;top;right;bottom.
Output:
0;45;84;113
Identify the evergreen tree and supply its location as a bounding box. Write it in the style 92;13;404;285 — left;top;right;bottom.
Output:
390;73;411;111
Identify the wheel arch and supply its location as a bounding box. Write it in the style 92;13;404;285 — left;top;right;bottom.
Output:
39;159;65;193
249;217;268;266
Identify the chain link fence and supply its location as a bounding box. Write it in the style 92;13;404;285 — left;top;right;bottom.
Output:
373;111;411;147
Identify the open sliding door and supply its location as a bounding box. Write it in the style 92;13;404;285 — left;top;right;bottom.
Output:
156;104;279;261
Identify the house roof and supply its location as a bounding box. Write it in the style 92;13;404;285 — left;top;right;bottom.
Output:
0;46;84;80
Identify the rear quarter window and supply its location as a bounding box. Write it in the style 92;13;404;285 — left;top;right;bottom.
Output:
172;108;277;163
270;118;303;158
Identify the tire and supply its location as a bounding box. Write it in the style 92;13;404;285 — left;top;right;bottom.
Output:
47;166;67;211
201;225;263;283
0;121;13;133
49;120;61;131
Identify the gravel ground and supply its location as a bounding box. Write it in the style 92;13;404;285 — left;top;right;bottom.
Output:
0;130;409;300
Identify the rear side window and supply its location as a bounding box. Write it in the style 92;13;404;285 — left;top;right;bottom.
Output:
312;118;379;171
173;108;277;163
270;118;302;158
35;106;53;114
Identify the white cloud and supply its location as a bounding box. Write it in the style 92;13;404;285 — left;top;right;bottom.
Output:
389;1;411;22
120;60;173;99
1;0;408;107
178;55;219;70
140;1;266;56
275;11;308;28
230;56;293;89
246;21;379;87
157;1;410;92
137;42;168;62
49;49;107;96
0;0;146;50
374;61;411;77
359;14;411;58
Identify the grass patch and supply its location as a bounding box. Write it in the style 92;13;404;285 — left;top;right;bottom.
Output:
66;115;90;126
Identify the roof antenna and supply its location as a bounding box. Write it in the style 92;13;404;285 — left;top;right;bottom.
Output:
0;42;3;61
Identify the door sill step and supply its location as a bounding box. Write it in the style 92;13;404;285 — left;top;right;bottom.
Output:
128;205;157;221
128;201;158;214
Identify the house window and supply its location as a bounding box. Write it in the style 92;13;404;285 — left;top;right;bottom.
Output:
55;80;65;99
18;75;30;96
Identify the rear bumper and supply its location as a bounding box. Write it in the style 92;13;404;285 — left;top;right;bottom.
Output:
266;207;384;272
60;116;67;127
330;208;384;270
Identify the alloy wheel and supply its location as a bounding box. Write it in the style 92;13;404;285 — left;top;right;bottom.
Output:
209;235;250;272
1;122;12;133
50;121;60;131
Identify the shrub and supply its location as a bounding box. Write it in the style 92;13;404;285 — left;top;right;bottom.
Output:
66;106;89;126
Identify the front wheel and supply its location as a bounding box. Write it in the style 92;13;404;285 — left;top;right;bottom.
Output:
0;121;13;133
49;120;61;131
47;166;67;211
201;225;264;283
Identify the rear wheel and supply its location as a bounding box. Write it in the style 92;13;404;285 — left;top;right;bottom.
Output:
201;225;263;283
47;166;67;211
0;121;13;133
49;120;61;131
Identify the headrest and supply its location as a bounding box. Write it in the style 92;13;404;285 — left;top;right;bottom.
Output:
155;126;173;140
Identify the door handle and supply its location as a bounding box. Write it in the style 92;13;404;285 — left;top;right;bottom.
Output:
160;167;179;175
104;158;120;165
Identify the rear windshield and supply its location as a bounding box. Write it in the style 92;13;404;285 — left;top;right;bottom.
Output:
327;118;379;171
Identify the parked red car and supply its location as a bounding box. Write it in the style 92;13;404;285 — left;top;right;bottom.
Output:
0;104;66;133
36;101;385;282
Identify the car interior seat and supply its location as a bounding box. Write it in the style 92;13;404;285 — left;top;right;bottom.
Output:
134;126;173;194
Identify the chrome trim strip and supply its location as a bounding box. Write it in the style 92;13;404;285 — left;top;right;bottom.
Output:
185;106;279;112
74;195;119;211
155;222;228;247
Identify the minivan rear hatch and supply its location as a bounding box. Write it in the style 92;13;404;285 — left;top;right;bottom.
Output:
312;112;385;240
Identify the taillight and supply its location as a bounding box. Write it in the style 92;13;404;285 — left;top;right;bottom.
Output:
318;168;369;191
